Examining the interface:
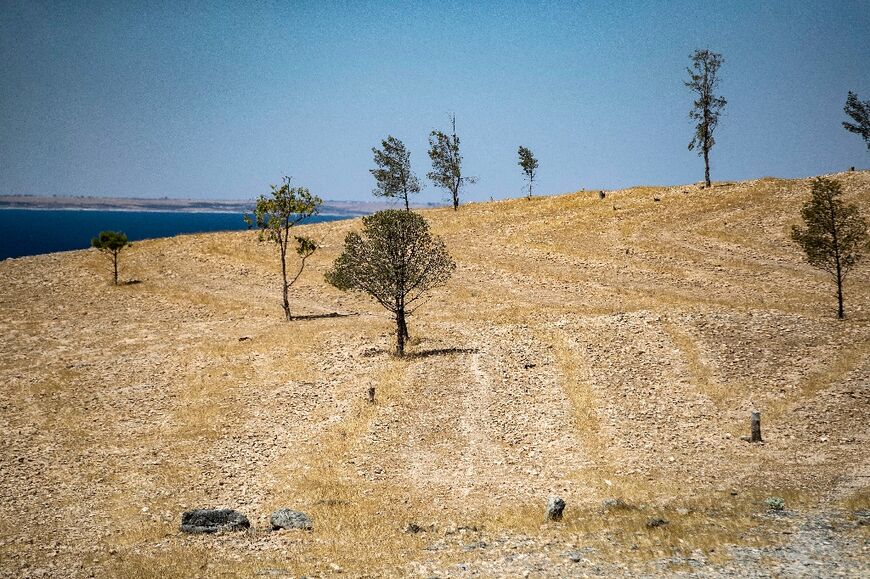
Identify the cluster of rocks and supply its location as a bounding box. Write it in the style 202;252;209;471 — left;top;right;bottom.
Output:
179;508;311;534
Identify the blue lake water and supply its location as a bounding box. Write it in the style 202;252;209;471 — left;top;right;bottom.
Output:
0;209;346;260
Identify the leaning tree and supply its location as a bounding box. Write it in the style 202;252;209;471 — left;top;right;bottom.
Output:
91;230;131;285
325;210;455;357
791;177;868;319
685;49;727;188
517;145;538;199
843;91;870;151
371;136;421;211
245;176;321;321
428;115;476;211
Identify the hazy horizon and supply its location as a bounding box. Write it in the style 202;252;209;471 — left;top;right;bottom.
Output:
2;1;868;202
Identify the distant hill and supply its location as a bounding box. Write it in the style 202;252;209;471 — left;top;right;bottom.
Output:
0;194;445;216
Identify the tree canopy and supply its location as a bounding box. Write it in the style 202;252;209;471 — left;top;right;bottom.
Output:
325;210;455;356
371;136;421;211
843;91;870;151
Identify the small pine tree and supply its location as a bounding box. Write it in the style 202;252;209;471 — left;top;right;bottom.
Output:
91;231;131;285
245;176;321;321
517;146;538;199
791;177;869;319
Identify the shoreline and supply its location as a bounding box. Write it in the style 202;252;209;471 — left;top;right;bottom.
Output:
0;206;352;218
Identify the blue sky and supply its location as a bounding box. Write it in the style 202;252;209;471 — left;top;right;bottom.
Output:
1;1;868;202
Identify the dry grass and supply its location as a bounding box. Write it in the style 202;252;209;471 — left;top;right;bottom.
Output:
1;172;868;577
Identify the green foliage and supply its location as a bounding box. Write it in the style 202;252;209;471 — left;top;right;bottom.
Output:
244;176;322;244
91;230;130;252
791;177;868;318
685;49;726;187
843;91;870;150
763;497;785;511
517;146;538;199
371;136;421;211
294;235;317;257
244;176;322;320
325;210;455;356
91;230;131;285
427;115;476;211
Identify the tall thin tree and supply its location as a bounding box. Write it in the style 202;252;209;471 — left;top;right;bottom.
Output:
371;136;421;211
843;91;870;151
428;115;476;211
245;176;321;321
791;177;868;319
685;49;727;188
517;146;538;199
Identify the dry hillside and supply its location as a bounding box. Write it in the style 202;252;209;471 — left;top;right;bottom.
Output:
1;172;868;578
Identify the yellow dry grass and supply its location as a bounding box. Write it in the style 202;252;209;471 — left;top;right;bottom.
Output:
1;171;868;577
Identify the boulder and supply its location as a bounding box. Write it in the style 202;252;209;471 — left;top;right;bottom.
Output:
180;508;250;534
270;508;312;531
546;496;565;521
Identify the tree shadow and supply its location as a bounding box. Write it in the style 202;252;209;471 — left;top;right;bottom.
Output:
292;312;358;321
361;346;479;359
407;347;479;359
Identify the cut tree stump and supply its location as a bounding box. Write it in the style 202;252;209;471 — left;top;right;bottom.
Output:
750;411;762;442
367;386;375;404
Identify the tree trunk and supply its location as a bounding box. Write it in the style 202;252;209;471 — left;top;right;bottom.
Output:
280;245;291;321
453;188;459;211
367;386;375;404
703;148;711;188
396;309;406;357
404;193;410;212
750;411;762;443
398;314;409;340
836;267;844;319
112;251;119;285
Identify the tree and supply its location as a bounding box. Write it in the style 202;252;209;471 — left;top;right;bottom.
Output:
371;136;421;211
325;210;455;357
517;146;538;199
791;177;868;319
843;91;870;151
245;176;322;321
427;115;477;210
91;231;131;285
685;49;727;188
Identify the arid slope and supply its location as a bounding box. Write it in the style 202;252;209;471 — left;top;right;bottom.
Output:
1;172;868;577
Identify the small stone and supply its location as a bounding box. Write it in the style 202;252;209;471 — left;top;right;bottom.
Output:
602;498;632;510
546;496;565;521
646;517;669;528
270;508;312;531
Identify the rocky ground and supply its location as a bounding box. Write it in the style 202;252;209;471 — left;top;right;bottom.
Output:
0;171;868;577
